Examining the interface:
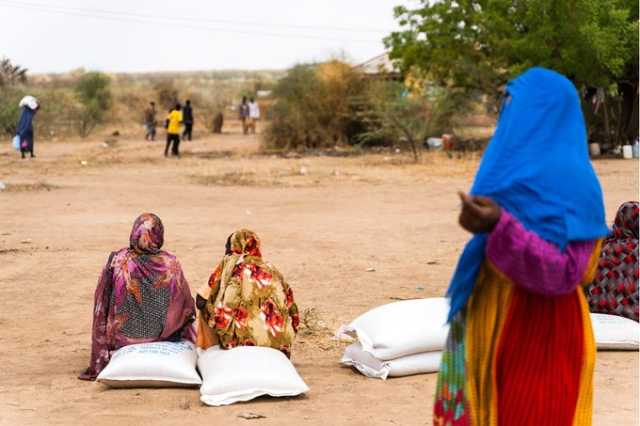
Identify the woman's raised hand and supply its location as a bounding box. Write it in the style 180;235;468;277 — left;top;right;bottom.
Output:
458;192;502;234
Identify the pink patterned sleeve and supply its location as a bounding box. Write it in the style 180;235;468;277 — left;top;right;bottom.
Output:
486;211;595;296
79;253;115;380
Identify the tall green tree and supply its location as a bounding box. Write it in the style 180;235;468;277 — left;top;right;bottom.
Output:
386;0;638;144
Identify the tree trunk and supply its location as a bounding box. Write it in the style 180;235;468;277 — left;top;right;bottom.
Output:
620;81;639;144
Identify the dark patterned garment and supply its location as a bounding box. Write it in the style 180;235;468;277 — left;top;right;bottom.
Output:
587;201;639;322
79;213;196;380
118;277;171;338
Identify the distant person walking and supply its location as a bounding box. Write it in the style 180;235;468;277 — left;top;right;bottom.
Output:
182;99;194;141
165;103;183;158
16;96;39;159
248;98;260;134
144;101;157;141
239;96;250;135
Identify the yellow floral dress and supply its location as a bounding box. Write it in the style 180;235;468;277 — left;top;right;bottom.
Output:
196;230;300;356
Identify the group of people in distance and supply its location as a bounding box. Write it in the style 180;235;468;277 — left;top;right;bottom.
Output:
239;96;260;135
78;68;637;426
143;100;194;157
141;96;259;157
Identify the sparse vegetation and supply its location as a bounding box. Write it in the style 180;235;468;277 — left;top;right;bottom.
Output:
263;60;474;157
74;72;112;137
0;57;27;87
263;61;367;151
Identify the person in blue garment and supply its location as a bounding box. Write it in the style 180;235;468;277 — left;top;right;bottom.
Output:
16;96;40;159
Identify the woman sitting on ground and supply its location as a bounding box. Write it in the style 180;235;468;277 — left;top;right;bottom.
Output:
79;213;196;380
196;229;300;357
586;201;639;322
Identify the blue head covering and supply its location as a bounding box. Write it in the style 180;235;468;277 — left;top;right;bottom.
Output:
446;67;609;321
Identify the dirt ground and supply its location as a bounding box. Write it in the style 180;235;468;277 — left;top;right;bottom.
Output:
0;127;638;426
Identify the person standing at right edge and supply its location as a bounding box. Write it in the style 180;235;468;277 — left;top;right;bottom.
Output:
16;96;39;159
182;100;194;141
433;68;609;426
165;103;183;158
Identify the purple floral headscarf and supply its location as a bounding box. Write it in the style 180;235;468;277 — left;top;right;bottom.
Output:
79;213;195;381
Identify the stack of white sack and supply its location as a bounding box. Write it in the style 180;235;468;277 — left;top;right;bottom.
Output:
337;297;450;380
591;313;639;350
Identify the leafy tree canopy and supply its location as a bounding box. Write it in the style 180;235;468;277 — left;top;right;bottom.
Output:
386;0;638;94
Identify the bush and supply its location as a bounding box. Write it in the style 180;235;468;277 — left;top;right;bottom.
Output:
154;80;179;110
0;87;23;135
0;57;27;87
356;81;470;160
263;61;367;151
263;60;471;157
74;72;112;137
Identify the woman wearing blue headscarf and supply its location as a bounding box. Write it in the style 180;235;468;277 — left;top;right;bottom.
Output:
433;68;608;426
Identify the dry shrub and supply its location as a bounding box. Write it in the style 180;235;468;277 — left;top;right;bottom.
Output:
1;182;59;192
154;80;180;110
192;171;261;187
263;61;367;151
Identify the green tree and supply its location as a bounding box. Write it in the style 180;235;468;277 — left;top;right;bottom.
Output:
386;0;638;144
74;72;112;137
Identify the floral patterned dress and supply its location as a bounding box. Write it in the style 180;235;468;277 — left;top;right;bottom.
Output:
196;230;300;357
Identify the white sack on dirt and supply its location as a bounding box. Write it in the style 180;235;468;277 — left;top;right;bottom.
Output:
591;313;639;350
198;346;309;406
337;297;450;360
96;340;201;387
341;342;442;380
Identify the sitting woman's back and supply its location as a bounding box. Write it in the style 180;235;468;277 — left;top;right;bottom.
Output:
79;213;195;380
196;229;299;357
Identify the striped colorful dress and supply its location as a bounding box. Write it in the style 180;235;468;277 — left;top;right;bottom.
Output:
434;211;602;426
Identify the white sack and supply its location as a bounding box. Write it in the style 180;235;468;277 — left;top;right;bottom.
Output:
341;342;441;380
591;313;639;350
19;95;39;110
337;297;450;360
96;340;202;387
198;346;309;406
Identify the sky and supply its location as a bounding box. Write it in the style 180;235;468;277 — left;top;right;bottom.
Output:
0;0;413;74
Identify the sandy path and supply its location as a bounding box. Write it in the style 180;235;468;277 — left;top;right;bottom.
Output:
0;132;637;425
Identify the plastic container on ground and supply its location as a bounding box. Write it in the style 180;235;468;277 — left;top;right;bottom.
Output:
426;137;443;150
622;145;633;159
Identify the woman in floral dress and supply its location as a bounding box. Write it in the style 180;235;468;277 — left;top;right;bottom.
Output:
79;213;196;380
196;229;300;357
